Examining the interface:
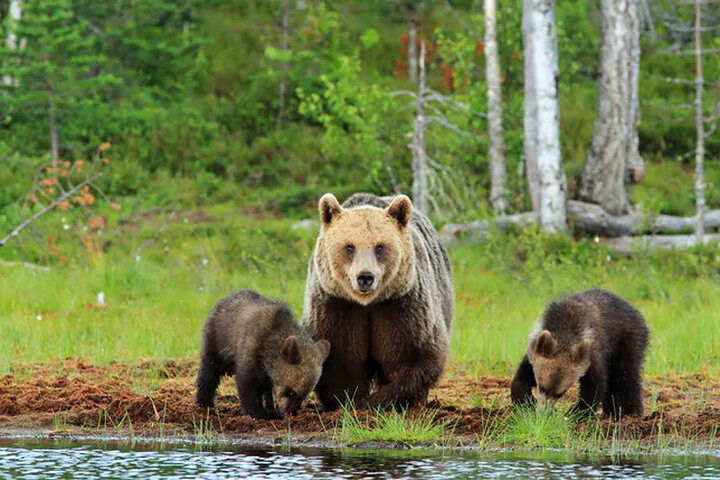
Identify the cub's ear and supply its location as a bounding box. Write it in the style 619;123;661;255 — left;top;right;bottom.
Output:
319;193;342;226
571;339;591;365
315;339;330;362
533;330;558;358
282;335;302;364
387;195;412;229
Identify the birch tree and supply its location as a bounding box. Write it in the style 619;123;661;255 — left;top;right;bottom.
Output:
276;0;290;129
2;0;21;87
407;4;418;84
522;0;566;233
693;0;705;241
579;0;642;215
484;0;508;214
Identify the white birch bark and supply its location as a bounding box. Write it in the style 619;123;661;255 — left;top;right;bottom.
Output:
523;0;566;232
408;17;418;84
579;0;642;215
522;0;540;212
484;0;508;214
694;0;706;241
276;0;290;129
2;0;22;87
411;42;428;214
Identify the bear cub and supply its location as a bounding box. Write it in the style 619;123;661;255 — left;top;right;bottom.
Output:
195;290;330;419
511;289;649;418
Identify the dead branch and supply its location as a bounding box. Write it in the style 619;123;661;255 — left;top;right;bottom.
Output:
0;174;102;247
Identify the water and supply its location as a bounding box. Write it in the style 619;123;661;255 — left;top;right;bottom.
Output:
0;438;718;479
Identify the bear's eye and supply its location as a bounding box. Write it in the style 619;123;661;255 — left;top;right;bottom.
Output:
374;244;386;257
345;244;355;255
285;388;296;399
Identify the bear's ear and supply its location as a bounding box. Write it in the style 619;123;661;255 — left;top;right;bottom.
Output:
315;339;330;362
533;330;558;358
319;193;342;226
387;195;412;229
571;339;591;365
282;335;302;364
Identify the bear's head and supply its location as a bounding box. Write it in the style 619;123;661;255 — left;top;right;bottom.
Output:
314;193;415;305
270;335;330;417
528;330;592;411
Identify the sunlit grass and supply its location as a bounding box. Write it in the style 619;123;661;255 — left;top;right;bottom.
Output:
0;211;718;379
337;406;449;446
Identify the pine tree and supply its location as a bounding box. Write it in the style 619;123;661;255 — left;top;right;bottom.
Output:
1;0;118;160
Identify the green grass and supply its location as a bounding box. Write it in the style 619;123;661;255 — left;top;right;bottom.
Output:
0;205;718;378
337;406;450;446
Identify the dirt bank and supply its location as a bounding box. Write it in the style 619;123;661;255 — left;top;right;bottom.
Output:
0;359;718;446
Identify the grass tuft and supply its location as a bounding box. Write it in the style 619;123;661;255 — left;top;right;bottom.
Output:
337;405;449;446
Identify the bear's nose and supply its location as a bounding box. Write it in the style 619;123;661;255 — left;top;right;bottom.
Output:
356;272;375;291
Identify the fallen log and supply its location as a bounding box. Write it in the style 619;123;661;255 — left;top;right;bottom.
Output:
567;201;720;236
439;201;720;245
439;211;537;246
598;234;720;255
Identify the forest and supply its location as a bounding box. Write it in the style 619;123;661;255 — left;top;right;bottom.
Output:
0;0;719;459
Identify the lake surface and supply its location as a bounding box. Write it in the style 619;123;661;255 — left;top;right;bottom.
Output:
0;438;719;479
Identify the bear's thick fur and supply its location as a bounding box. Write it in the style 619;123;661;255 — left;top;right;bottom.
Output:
510;289;649;418
302;193;454;410
195;290;330;419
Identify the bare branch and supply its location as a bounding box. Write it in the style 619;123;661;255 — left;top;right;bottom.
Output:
0;174;102;247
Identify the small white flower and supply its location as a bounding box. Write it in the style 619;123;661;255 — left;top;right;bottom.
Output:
36;315;42;321
135;255;141;262
63;224;70;231
61;217;66;223
202;258;208;266
594;235;600;244
606;255;611;262
97;291;105;306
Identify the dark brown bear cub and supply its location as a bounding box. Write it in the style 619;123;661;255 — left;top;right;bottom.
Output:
511;289;649;418
195;290;330;419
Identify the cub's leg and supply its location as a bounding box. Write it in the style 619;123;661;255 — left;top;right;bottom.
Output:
510;354;537;407
195;351;225;408
604;346;644;418
235;368;270;419
569;362;606;419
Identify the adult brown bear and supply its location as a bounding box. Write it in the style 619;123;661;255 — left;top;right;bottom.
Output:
302;192;454;410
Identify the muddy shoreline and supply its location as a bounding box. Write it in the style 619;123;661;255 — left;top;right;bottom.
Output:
1;359;718;449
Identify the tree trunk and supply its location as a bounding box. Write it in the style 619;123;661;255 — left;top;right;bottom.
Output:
522;0;540;211
411;42;428;214
694;0;706;241
484;0;508;214
276;0;290;130
47;90;59;162
408;15;418;84
523;0;566;232
579;0;642;215
2;0;22;87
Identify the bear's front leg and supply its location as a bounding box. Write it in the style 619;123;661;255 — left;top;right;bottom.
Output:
510;354;536;407
367;355;444;410
311;300;372;411
235;368;273;419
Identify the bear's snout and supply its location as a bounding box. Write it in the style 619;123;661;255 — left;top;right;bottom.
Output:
356;272;375;292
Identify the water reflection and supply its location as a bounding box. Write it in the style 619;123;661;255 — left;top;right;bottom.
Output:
0;439;718;479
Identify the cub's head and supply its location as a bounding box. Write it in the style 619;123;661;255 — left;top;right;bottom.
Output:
528;330;591;411
316;193;413;305
270;335;330;417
